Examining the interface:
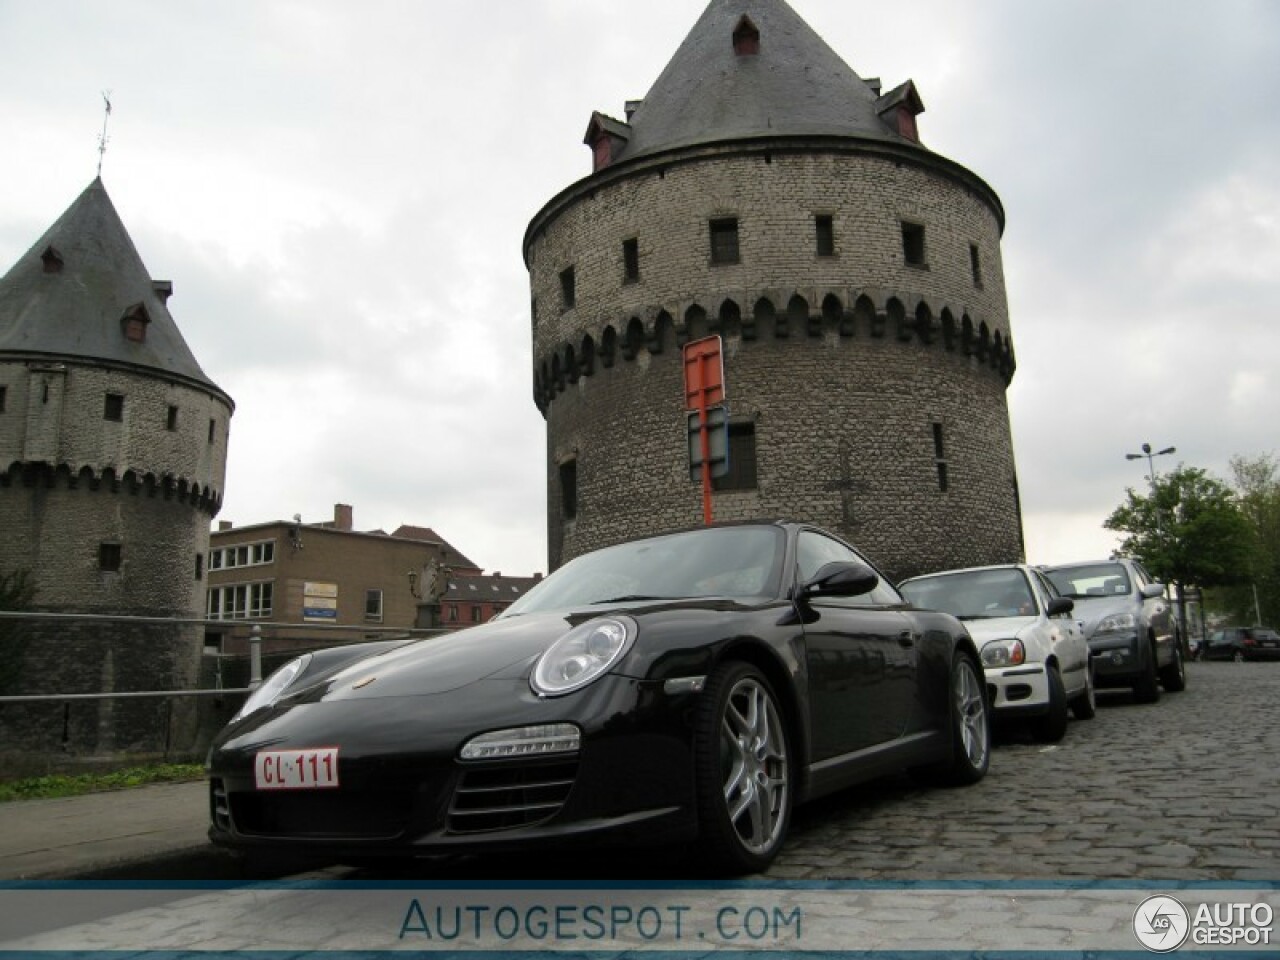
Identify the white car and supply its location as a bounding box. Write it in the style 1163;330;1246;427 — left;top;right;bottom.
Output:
900;564;1093;741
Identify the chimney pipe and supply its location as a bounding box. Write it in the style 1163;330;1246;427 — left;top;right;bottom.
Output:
334;503;353;531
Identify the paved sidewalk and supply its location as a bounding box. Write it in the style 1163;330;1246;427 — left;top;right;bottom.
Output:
0;780;210;881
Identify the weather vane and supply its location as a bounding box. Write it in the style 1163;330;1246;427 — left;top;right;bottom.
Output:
96;91;112;177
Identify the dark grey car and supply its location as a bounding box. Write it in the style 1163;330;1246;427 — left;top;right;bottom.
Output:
1041;559;1186;702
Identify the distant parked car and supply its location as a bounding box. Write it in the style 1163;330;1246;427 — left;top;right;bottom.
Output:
899;564;1093;742
1203;626;1280;662
1040;558;1185;702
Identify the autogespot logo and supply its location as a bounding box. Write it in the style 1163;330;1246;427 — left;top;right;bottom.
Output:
1133;895;1190;952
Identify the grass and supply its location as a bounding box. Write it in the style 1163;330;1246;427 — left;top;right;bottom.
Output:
0;763;205;803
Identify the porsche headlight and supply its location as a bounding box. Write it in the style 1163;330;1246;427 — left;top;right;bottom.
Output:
532;617;635;697
1096;613;1136;634
231;653;312;722
981;639;1025;668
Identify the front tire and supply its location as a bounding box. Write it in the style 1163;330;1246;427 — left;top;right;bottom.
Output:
1133;640;1161;703
916;652;990;786
693;661;792;875
1160;640;1187;692
1035;665;1069;742
1070;660;1097;720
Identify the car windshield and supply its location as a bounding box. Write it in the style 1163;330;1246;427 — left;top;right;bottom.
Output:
1043;563;1132;599
499;525;786;616
900;568;1036;620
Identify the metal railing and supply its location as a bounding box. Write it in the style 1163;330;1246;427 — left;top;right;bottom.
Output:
0;610;445;705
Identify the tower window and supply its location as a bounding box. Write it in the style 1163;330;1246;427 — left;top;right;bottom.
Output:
713;423;758;492
622;238;640;283
208;418;216;443
932;422;949;492
104;393;124;422
166;405;179;431
732;15;760;55
901;222;927;267
99;543;122;572
560;459;578;521
0;385;6;413
41;245;64;274
815;215;835;256
195;553;204;580
559;266;576;310
970;243;984;288
709;218;740;265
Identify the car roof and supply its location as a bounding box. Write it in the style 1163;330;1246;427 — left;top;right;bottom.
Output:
900;563;1035;583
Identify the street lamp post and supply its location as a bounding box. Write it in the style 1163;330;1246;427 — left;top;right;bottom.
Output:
1124;442;1183;653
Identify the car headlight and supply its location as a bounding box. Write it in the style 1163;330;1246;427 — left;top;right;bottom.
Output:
981;639;1025;668
1096;613;1136;634
531;617;635;697
231;653;312;722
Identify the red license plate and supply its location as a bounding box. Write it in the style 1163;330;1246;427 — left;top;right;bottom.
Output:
254;747;340;790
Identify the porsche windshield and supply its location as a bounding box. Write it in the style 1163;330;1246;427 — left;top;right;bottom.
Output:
501;526;786;615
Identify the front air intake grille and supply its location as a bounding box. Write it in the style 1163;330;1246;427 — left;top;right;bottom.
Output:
229;788;415;839
447;760;578;834
210;778;231;832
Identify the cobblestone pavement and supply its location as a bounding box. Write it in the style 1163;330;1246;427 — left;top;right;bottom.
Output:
772;660;1279;881
348;661;1278;883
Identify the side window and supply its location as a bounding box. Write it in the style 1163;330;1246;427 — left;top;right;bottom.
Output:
795;531;900;606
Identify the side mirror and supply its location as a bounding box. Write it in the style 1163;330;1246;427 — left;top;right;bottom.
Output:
1141;583;1165;599
1047;596;1074;617
799;561;879;599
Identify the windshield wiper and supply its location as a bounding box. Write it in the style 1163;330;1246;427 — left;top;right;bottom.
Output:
592;594;674;604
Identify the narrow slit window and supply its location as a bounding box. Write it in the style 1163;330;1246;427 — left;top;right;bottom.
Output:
0;385;7;413
560;459;578;520
166;405;179;431
104;393;124;422
622;238;640;283
970;243;983;287
208;419;216;443
815;215;835;256
560;266;576;310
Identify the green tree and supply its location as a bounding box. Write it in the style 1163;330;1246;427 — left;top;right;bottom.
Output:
1205;454;1280;626
1105;465;1254;642
0;570;36;694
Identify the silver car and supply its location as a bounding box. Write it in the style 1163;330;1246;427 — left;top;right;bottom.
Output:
1040;558;1185;702
900;564;1093;742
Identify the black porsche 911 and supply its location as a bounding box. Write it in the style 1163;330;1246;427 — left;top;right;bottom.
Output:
207;521;990;874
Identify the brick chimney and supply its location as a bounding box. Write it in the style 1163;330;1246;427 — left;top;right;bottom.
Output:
334;503;353;531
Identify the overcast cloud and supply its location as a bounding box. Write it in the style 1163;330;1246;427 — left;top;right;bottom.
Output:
2;0;1277;577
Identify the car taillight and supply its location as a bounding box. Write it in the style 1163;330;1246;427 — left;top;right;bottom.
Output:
1243;635;1257;646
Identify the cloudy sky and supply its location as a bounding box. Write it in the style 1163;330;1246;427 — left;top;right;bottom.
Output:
2;0;1277;578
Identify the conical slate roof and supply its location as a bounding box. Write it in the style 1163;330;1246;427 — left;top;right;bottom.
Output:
616;0;918;163
0;178;225;395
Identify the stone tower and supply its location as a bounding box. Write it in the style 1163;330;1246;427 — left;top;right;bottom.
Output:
0;178;233;766
525;0;1023;580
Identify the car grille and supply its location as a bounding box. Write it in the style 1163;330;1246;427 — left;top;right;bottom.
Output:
227;787;416;839
447;759;578;834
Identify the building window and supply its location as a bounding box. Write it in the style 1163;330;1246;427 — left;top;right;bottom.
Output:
209;539;275;570
559;266;576;310
0;385;6;413
471;606;483;623
815;215;835;256
447;604;458;622
208;418;216;443
207;582;274;620
195;553;204;580
166;405;179;431
104;393;124;422
622;237;640;283
365;589;383;622
710;218;740;265
970;243;984;288
901;222;927;267
732;15;760;55
932;421;949;492
560;459;578;520
713;422;758;492
98;542;122;572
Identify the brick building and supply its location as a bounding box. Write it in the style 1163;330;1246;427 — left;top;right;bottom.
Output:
207;505;482;651
525;0;1024;580
0;178;233;766
438;571;543;631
